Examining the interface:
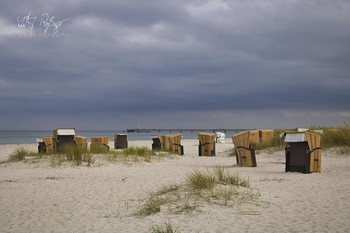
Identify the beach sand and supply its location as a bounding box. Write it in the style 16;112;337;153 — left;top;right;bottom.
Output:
1;139;350;233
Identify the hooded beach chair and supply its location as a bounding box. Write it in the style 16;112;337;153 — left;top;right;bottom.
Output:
232;131;257;167
52;128;76;152
115;134;128;149
285;132;322;173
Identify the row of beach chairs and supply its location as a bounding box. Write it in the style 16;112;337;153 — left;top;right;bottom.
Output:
37;128;322;174
232;129;322;173
37;129;128;153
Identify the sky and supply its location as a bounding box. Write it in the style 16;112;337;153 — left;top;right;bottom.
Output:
0;0;350;130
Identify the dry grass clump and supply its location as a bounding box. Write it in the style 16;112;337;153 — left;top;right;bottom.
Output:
50;144;95;167
61;143;95;166
155;184;181;196
214;167;250;188
136;167;258;217
187;170;216;190
151;222;179;233
137;195;171;216
187;167;250;189
8;147;38;161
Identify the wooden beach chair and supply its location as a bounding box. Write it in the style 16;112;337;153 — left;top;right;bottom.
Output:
154;134;184;155
74;136;88;149
285;132;322;173
248;130;260;145
232;131;257;167
114;134;128;149
260;129;274;143
90;136;110;152
198;132;216;156
248;129;275;145
53;128;75;152
168;134;184;155
37;137;55;153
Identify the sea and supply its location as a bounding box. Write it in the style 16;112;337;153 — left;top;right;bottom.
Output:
0;129;243;144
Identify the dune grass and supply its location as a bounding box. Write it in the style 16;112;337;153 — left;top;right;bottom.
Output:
107;146;172;163
8;147;38;161
6;145;171;166
136;167;257;217
137;195;171;216
187;170;216;190
214;167;250;188
250;136;285;152
50;144;95;167
187;168;250;190
317;125;350;153
151;222;179;233
61;143;95;166
89;144;110;154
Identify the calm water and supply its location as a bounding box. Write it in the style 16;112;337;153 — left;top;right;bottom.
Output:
0;130;241;144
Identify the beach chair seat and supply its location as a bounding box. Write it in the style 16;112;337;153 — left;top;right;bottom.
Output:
232;131;257;167
152;137;161;150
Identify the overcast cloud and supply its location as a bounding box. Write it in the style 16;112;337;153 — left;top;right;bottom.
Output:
0;0;349;130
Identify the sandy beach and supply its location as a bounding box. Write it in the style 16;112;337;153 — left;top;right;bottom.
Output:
0;139;350;233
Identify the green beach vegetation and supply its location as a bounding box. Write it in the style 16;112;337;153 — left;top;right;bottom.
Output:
5;144;173;166
151;222;179;233
8;146;38;161
136;167;258;217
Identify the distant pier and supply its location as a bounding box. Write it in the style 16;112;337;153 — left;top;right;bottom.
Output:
126;128;252;133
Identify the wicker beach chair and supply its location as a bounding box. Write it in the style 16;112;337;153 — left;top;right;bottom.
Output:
154;134;184;155
74;136;88;149
90;136;110;152
285;132;322;173
37;137;55;153
115;134;128;149
232;131;257;167
198;132;216;156
53;128;75;152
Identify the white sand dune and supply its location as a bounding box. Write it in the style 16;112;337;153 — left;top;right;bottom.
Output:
0;139;349;233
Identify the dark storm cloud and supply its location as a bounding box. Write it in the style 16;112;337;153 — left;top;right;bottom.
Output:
0;0;350;129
